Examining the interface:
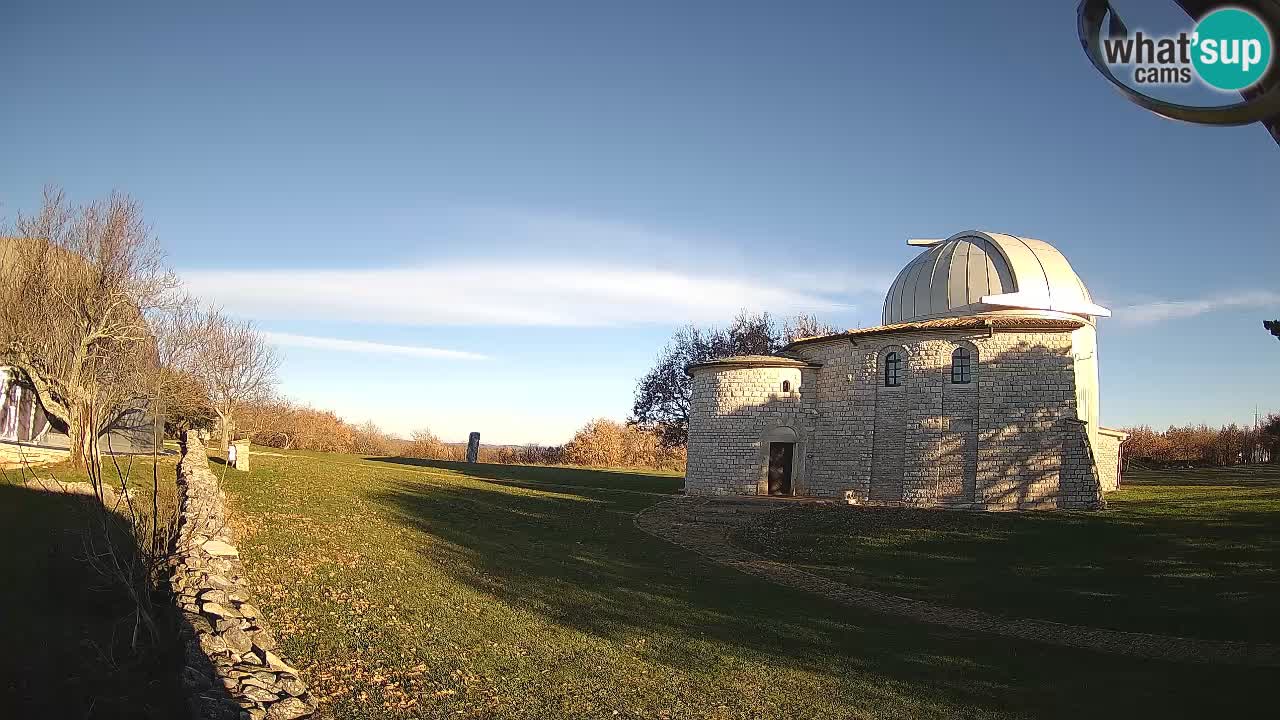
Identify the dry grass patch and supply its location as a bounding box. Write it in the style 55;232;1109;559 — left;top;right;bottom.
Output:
220;451;1272;719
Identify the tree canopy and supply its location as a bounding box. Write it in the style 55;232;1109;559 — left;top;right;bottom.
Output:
1;187;278;464
630;311;839;446
1;188;179;464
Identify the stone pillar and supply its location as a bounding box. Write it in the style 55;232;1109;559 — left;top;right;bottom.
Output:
231;440;251;472
466;432;480;463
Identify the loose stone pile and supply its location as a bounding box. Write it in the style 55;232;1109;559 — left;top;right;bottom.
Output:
170;431;315;720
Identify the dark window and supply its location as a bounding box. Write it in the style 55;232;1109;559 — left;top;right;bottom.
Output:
884;351;901;387
952;347;972;384
781;380;791;393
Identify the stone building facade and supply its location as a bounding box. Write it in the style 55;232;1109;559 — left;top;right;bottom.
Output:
685;231;1128;510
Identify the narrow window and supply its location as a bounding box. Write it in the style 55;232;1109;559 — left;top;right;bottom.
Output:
781;380;791;393
952;347;972;384
884;351;901;387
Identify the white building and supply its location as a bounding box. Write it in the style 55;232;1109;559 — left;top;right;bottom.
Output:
685;231;1127;510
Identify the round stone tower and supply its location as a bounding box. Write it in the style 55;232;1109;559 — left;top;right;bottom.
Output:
684;356;814;496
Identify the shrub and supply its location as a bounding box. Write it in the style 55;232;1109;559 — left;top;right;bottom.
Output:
237;398;355;453
564;418;686;470
1121;418;1275;467
400;419;685;471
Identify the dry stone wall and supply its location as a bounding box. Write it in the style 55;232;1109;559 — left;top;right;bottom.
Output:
170;431;315;720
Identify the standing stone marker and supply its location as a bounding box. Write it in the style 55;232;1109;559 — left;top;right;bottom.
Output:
231;440;251;472
466;432;480;463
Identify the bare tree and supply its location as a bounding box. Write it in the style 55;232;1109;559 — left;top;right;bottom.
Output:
1;187;178;467
150;298;218;434
782;313;841;344
238;396;357;453
197;310;279;450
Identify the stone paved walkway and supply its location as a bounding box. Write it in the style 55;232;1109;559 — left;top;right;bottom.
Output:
635;496;1280;667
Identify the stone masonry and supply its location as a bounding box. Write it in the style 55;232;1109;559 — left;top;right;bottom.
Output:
170;431;315;720
686;327;1122;510
686;359;810;495
1096;428;1127;492
684;232;1124;510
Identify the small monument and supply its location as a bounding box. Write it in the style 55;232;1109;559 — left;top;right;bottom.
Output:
231;439;251;472
466;432;480;463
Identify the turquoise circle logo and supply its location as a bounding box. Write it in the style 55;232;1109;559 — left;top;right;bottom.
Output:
1191;7;1273;91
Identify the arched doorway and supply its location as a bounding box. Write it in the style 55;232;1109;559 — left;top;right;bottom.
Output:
763;426;800;496
767;443;793;495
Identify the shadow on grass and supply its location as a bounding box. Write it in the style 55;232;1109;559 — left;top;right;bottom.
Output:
368;475;1273;718
1123;464;1280;487
367;456;684;495
730;465;1280;643
0;482;189;719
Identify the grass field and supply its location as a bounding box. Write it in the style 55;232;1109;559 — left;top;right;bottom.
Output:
214;451;1275;719
731;464;1280;643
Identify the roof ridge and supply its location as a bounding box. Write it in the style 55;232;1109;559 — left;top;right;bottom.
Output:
784;314;1086;349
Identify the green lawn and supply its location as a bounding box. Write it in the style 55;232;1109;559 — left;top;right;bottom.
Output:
730;464;1280;643
217;451;1275;719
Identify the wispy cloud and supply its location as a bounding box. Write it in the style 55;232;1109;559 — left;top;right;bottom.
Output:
1113;290;1280;325
263;331;487;360
184;263;853;327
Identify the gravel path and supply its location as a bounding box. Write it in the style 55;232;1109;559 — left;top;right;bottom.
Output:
635;496;1280;667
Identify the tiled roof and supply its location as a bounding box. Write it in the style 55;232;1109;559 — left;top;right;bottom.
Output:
783;315;1086;349
686;354;821;375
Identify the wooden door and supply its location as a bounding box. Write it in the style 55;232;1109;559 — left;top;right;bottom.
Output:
767;442;793;496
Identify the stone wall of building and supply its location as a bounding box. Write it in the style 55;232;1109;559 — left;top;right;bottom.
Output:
968;330;1098;509
684;327;1111;509
1096;429;1126;492
685;365;807;495
868;344;905;500
784;328;1104;509
0;441;68;469
170;431;315;720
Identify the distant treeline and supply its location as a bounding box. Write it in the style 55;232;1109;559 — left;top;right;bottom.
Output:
236;400;685;471
1122;416;1278;468
237;397;1278;473
401;418;686;471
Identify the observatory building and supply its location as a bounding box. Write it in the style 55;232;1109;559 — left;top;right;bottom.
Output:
685;230;1127;510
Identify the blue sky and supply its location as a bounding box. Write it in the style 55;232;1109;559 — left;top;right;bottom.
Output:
3;0;1277;443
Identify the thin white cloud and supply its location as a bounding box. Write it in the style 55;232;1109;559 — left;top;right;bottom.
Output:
439;208;894;297
1113;290;1280;325
184;263;852;327
263;331;487;360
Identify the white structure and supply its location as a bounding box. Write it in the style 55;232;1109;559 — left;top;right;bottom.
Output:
0;365;162;457
685;231;1127;510
0;366;53;445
